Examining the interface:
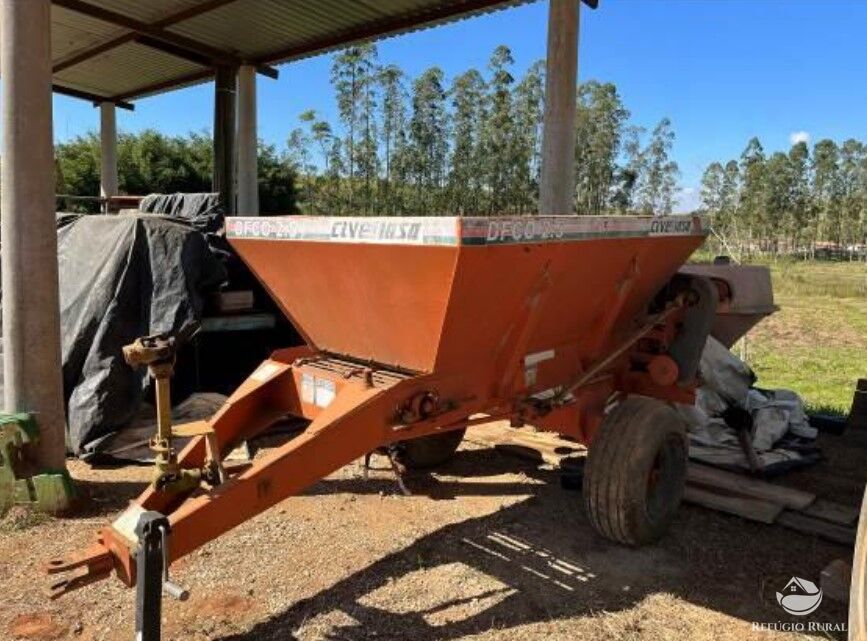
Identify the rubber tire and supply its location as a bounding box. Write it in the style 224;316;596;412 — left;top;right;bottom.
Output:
394;429;466;470
850;484;867;641
583;396;688;546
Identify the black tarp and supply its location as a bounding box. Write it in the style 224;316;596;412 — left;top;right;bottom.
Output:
1;194;227;457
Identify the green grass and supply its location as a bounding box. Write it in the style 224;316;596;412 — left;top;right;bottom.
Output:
733;258;867;414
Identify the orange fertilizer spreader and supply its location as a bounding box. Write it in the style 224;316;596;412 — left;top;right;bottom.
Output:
48;214;730;639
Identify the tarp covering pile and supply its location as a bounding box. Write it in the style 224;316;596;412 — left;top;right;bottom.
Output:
0;194;227;458
679;336;819;473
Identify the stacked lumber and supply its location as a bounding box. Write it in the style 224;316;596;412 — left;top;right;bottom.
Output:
465;422;859;546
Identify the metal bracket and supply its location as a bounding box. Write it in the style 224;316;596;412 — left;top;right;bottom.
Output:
46;540;114;600
0;413;75;513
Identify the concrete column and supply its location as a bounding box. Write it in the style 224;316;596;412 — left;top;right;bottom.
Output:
539;0;580;215
1;0;67;469
213;65;238;215
236;65;259;215
99;102;118;206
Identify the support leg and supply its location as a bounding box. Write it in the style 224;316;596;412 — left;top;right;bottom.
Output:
135;512;169;641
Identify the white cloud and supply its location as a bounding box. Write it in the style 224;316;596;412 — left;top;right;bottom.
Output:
675;186;701;214
789;131;810;146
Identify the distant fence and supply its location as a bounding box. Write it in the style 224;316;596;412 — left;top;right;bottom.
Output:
56;194;144;214
703;236;867;262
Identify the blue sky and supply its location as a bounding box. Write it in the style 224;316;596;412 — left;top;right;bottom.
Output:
52;0;867;211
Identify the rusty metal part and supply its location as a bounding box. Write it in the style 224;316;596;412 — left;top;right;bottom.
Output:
385;446;411;496
648;355;679;387
398;391;441;424
46;540;114;599
123;324;224;492
557;302;684;403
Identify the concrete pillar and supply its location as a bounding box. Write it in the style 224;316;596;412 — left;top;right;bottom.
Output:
1;0;67;469
213;65;238;215
236;65;259;215
99;102;118;207
539;0;580;215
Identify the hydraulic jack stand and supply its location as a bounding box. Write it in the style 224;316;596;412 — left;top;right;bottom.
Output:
134;511;188;641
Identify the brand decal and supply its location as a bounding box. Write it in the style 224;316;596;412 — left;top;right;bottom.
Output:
330;220;422;242
226;215;706;246
486;219;566;242
649;218;697;235
227;216;458;245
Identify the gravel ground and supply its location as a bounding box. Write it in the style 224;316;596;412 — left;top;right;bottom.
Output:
1;425;863;641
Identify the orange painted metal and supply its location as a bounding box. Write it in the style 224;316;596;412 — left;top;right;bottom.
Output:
47;214;709;595
228;216;704;375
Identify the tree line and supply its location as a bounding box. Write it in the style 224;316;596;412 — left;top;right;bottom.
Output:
54;43;682;218
55;130;298;214
700;137;867;256
287;43;680;216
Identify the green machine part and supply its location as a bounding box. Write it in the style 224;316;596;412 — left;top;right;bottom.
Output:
0;413;75;513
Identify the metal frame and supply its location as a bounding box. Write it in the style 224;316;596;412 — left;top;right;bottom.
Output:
46;283;699;596
48;0;597;105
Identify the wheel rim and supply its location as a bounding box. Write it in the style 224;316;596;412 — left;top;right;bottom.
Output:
645;434;686;524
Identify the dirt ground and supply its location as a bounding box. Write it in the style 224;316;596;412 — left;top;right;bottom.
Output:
2;423;865;641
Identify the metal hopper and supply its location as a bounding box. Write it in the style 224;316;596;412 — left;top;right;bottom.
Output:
227;215;707;373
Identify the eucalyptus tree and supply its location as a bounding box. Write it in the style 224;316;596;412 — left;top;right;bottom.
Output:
481;45;516;214
408;67;449;214
812;139;842;245
574;81;629;214
357;47;380;213
719;160;742;242
635;118;679;215
700;162;725;217
448;68;487;213
512;60;545;213
838;139;867;249
737;137;766;249
286;125;315;212
610;125;643;213
378;64;407;214
325;136;345;213
787;142;811;249
762;151;795;250
331;44;378;210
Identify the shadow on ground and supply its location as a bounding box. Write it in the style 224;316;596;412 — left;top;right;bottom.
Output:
214;446;854;641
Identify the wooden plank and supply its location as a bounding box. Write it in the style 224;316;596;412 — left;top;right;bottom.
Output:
469;423;584;450
686;463;816;510
802;499;861;527
467;426;585;471
468;424;859;544
777;510;856;546
849;378;867;430
683;486;784;524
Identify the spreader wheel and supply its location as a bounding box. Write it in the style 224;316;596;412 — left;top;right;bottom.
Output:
583;396;687;546
850;485;867;641
394;428;466;470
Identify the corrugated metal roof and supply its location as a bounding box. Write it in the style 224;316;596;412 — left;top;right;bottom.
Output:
55;41;207;97
37;0;536;105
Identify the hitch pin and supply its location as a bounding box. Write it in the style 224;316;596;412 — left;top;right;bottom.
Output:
159;525;189;601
